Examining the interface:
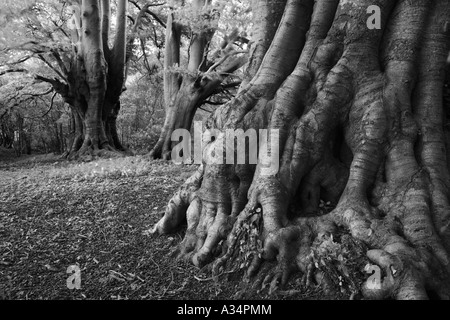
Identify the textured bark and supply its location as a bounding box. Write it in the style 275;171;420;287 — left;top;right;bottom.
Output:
151;0;450;300
79;0;108;154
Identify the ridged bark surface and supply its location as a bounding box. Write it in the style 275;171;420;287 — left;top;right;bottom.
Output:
151;0;450;299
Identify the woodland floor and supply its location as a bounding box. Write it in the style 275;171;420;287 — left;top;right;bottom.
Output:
0;147;364;300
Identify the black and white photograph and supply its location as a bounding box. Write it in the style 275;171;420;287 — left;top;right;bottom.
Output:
1;0;450;307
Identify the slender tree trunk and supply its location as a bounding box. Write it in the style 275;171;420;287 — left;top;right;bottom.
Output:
151;0;450;300
102;0;128;152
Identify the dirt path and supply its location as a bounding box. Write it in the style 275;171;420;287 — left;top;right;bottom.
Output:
0;154;330;300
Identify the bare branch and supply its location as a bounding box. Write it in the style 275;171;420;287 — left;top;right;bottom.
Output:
206;50;248;74
37;54;67;81
0;68;28;76
51;51;69;76
129;0;167;28
50;19;71;41
2;55;34;66
1;85;54;118
145;9;167;28
22;86;54;98
128;1;166;10
0;68;69;99
40;92;58;118
3;41;52;54
140;38;153;73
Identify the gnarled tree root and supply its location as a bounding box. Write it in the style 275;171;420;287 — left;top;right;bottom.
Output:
148;0;450;300
65;136;124;161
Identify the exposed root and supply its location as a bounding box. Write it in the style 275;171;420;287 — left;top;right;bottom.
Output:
65;136;124;161
149;0;450;300
212;205;371;298
148;143;170;161
149;165;204;235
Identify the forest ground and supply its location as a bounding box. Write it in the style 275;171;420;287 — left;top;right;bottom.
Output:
0;148;358;300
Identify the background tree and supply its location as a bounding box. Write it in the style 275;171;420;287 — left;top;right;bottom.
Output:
151;0;450;299
0;0;146;158
0;74;66;155
117;74;165;151
149;0;251;159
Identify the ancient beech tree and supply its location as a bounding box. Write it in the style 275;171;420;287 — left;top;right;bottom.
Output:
54;0;129;156
151;0;450;299
149;0;249;159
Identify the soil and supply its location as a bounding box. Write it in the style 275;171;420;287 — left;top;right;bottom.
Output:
0;148;365;300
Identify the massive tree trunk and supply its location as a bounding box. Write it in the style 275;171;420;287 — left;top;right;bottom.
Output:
60;0;129;158
0;1;132;159
149;0;248;159
150;0;450;299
